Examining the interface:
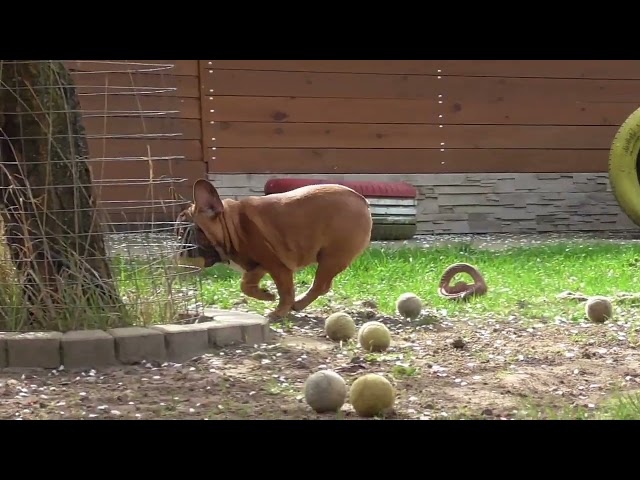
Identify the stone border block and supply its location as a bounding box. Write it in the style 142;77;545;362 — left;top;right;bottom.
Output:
150;323;211;362
0;309;271;370
61;330;118;369
207;311;270;347
107;327;167;364
209;321;245;347
1;331;63;369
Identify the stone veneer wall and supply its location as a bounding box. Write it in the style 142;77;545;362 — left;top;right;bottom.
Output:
207;173;637;235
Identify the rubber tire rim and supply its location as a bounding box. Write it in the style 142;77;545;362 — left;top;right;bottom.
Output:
609;106;640;227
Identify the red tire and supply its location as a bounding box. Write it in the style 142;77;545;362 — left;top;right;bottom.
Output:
263;178;417;199
263;178;418;241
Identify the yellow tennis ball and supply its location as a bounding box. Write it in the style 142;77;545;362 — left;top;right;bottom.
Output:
324;312;356;341
396;292;423;320
349;373;395;417
304;370;347;413
358;321;391;352
585;296;613;323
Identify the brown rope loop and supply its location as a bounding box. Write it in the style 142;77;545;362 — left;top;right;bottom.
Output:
438;263;488;301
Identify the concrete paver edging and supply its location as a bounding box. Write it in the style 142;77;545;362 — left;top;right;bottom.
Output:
0;309;271;371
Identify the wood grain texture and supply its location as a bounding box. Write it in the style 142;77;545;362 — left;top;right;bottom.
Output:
440;99;638;126
208;122;618;149
208;147;608;174
92;158;206;190
207;94;635;126
441;75;640;103
204;68;640;101
207;96;439;123
72;72;199;98
66;60;198;76
77;94;201;119
204;60;640;79
83;117;201;140
87;139;201;162
203;69;441;98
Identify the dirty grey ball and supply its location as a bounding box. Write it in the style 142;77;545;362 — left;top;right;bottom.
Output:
396;292;423;320
585;296;613;323
304;370;347;413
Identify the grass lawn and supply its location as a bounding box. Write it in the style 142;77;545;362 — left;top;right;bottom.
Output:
2;239;640;420
198;241;640;325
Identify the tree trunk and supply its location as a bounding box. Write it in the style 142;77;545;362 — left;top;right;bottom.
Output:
0;60;125;329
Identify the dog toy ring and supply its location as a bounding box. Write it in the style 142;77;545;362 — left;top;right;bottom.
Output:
438;263;488;301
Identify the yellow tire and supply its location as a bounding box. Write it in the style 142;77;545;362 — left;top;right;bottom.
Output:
609;106;640;227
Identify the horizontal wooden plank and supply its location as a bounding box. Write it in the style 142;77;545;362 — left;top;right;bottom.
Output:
71;72;199;98
442;76;640;104
83;117;201;140
202;70;640;103
203;60;441;75
207;122;619;149
65;60;198;76
436;60;640;79
204;60;640;79
207;95;636;126
441;99;638;126
92;159;205;201
207;96;438;124
87;139;202;162
77;95;201;119
208;148;608;174
204;69;441;99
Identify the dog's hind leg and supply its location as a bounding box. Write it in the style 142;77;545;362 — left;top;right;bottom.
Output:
292;258;349;312
241;267;276;302
266;267;296;320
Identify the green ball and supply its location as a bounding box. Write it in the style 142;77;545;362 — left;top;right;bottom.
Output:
585;296;613;323
358;321;391;352
396;292;422;320
349;373;395;417
304;370;347;413
324;312;356;341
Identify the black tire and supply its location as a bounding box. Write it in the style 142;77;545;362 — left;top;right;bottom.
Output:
371;224;417;241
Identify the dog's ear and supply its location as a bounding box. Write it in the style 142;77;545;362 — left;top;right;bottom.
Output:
193;178;224;216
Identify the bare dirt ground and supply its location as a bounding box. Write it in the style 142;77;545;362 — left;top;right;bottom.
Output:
1;304;639;420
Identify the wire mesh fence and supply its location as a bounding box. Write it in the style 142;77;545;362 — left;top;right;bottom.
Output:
0;60;204;332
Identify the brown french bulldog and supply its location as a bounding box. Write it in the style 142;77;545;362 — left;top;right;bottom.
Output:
175;178;373;320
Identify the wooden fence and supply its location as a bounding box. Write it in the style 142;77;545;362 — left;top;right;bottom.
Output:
203;60;640;175
65;60;206;227
63;59;640;229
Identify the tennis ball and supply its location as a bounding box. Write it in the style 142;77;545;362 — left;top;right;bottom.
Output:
585;296;613;323
304;370;347;413
324;312;356;341
358;321;391;352
395;292;423;320
349;373;395;417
